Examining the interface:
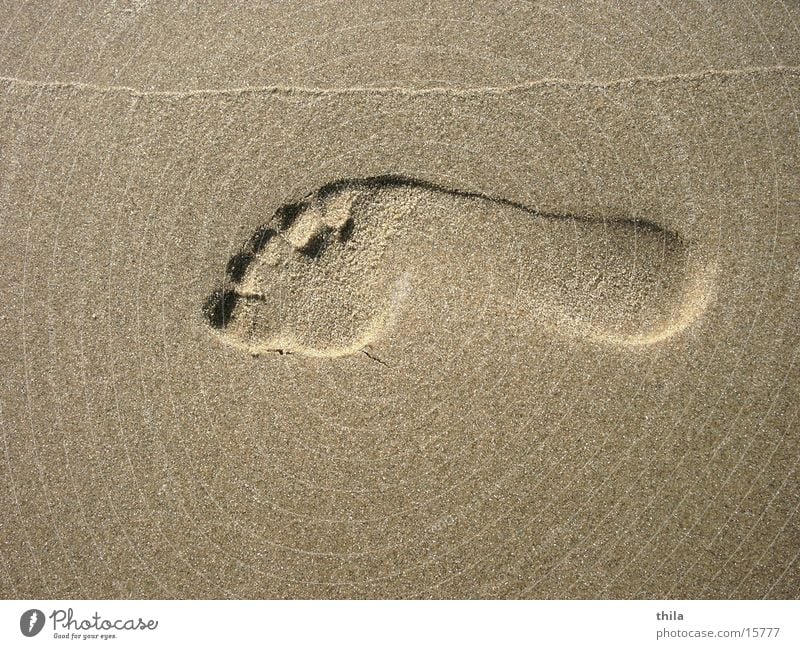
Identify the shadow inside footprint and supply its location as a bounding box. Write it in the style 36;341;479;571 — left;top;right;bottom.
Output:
203;175;710;357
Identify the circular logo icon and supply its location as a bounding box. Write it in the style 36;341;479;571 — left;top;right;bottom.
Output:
20;609;45;637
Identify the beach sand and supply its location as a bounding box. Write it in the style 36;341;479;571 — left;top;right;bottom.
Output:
0;2;798;598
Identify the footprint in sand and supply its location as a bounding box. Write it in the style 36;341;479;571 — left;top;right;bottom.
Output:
202;175;711;358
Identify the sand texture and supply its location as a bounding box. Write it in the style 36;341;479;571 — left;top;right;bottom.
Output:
0;2;798;598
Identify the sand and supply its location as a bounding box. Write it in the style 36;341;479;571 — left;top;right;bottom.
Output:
0;2;798;599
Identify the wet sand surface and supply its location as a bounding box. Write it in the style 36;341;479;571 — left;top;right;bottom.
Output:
0;2;798;598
